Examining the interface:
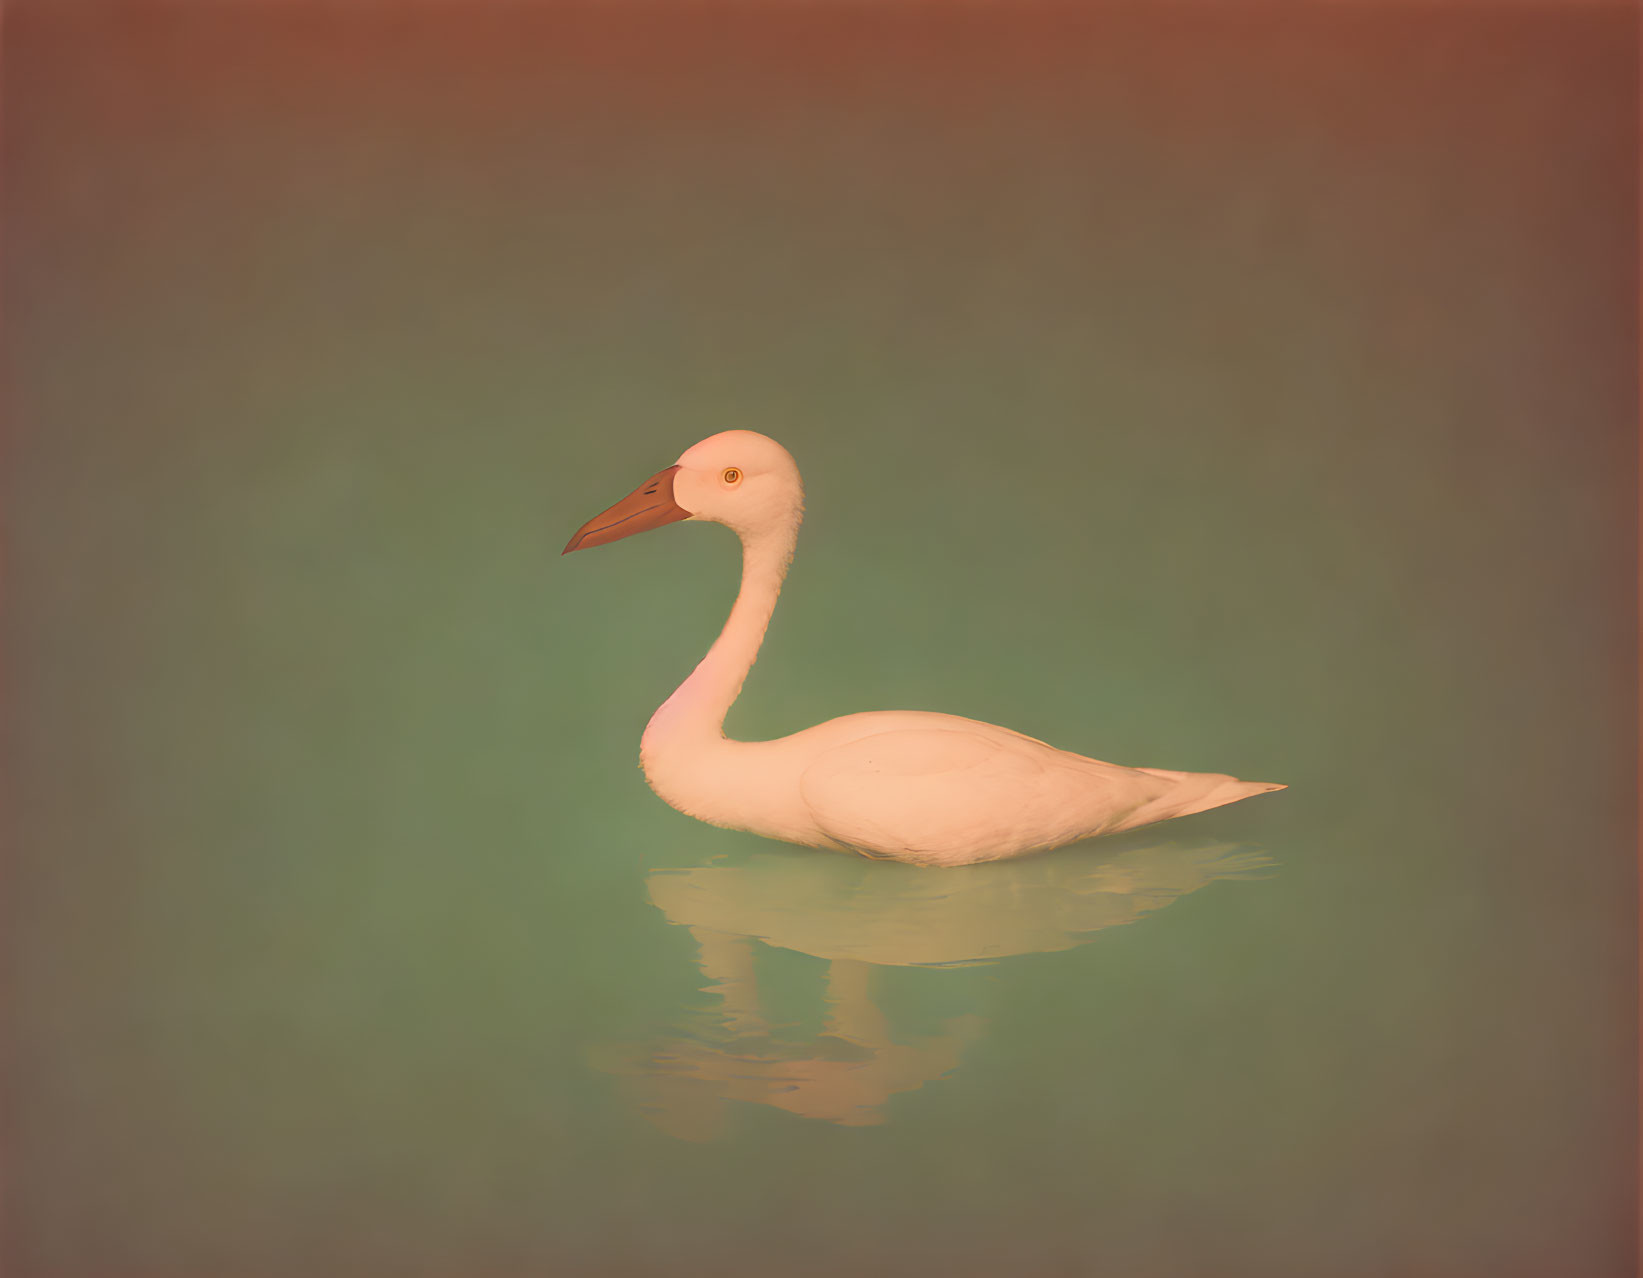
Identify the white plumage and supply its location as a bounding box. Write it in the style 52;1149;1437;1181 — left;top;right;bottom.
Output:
564;431;1283;867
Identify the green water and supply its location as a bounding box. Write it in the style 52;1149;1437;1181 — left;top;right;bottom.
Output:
5;4;1635;1276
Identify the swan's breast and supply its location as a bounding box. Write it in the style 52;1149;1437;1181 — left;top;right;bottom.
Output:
639;734;842;849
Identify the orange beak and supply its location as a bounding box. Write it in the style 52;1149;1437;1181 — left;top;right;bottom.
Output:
562;465;691;554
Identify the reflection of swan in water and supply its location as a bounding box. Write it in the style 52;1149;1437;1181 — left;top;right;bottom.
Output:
590;944;985;1137
588;836;1274;1139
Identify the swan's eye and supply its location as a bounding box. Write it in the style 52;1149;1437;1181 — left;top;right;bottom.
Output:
722;467;742;485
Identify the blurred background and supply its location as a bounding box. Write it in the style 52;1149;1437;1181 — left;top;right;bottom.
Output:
4;2;1637;1276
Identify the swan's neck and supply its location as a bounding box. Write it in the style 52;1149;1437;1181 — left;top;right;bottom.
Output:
643;514;799;751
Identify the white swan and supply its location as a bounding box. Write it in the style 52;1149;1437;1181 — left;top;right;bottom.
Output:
564;431;1283;867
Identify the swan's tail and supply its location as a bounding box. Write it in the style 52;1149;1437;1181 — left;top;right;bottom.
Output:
1130;768;1286;827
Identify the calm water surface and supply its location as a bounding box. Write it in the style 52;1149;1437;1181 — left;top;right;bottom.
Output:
5;5;1635;1276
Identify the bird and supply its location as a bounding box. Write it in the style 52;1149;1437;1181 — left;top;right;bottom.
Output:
563;431;1284;868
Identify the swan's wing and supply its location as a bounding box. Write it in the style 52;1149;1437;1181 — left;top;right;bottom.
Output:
799;728;1156;864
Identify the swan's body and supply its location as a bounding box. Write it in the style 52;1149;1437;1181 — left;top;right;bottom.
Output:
565;431;1283;868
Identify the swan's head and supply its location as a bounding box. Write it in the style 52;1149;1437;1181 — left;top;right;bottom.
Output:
563;430;803;554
